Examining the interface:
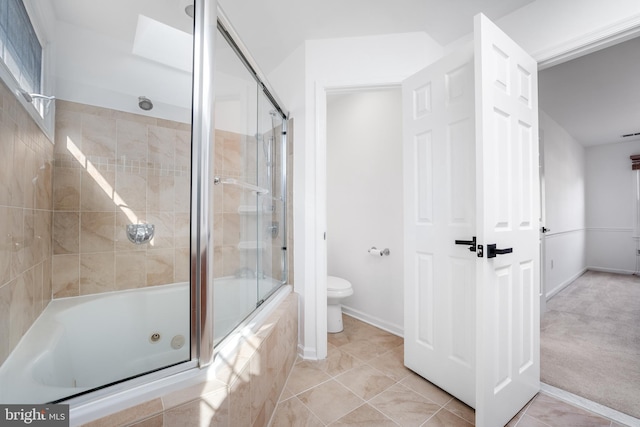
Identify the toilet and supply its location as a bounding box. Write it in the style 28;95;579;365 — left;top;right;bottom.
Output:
327;276;354;333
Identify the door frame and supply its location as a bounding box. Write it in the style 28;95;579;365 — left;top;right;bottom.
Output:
303;17;640;361
314;81;404;360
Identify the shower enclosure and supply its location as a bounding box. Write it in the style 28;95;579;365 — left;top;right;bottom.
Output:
0;0;288;405
212;24;288;345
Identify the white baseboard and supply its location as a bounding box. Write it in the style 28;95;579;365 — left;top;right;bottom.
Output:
341;305;404;338
586;266;636;275
541;383;640;427
298;343;319;360
546;268;587;300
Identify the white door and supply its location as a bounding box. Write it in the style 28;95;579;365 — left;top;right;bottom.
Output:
474;13;540;427
403;13;539;426
402;44;477;407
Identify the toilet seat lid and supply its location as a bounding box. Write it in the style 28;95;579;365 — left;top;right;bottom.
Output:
327;276;352;291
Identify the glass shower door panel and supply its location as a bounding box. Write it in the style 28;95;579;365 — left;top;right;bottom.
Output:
0;0;195;404
212;28;261;345
256;92;286;303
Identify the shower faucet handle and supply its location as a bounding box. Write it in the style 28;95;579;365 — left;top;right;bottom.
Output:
126;224;154;245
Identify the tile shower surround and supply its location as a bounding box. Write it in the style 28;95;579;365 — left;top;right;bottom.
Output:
51;100;192;297
213;129;293;279
0;80;54;366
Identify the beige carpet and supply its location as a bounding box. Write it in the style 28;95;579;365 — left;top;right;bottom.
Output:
541;270;640;419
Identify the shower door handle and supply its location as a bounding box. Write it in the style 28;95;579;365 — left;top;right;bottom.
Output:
486;244;513;258
454;236;476;252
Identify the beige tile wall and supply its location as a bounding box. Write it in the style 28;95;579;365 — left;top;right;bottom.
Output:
51;100;191;298
213;129;245;278
214;125;291;283
82;291;299;427
0;81;54;366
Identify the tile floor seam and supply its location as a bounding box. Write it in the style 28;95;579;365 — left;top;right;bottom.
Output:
419;406;445;426
510;399;535;426
290;394;328;427
444;407;476;426
329;402;401;427
289;374;335;397
296;378;367;425
359;379;403;405
518;414;554;427
372;402;403;427
332;375;385;402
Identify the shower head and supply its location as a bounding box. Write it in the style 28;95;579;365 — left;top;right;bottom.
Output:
138;96;153;111
182;0;194;18
184;3;194;18
18;89;55;104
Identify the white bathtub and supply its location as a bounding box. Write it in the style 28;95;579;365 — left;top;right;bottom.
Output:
0;283;190;404
213;275;283;345
0;276;284;405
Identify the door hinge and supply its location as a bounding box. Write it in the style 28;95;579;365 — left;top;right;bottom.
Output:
477;244;483;258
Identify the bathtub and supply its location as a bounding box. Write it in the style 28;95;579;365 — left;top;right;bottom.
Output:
0;283;190;404
0;276;285;405
213;275;283;345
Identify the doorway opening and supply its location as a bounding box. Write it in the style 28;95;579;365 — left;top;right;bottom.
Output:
326;87;404;337
538;34;640;424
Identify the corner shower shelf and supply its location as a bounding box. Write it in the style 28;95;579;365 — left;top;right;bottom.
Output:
214;177;269;195
237;205;268;215
237;241;267;250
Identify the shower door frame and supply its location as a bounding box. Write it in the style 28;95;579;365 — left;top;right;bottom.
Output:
64;0;218;411
191;0;218;367
191;0;293;366
194;3;291;364
66;0;291;413
209;9;290;348
61;0;289;408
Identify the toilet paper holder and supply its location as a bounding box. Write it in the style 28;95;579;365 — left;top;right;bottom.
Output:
368;247;390;256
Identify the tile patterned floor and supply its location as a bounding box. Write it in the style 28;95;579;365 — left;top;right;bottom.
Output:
270;315;626;427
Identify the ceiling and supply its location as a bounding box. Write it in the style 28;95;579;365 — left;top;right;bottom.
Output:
218;0;534;74
219;0;639;148
47;0;639;148
539;36;640;147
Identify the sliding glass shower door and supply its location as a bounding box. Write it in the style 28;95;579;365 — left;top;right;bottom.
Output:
212;26;287;346
256;92;287;302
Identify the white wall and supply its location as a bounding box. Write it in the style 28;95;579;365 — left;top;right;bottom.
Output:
271;32;443;359
539;111;587;298
267;44;308;354
496;0;640;62
585;141;640;273
327;89;404;335
268;1;640;360
304;32;443;359
55;20;192;123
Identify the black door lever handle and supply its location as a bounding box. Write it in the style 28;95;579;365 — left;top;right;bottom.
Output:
454;236;476;252
487;243;513;258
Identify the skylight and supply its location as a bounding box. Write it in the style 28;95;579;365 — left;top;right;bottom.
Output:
132;14;192;73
